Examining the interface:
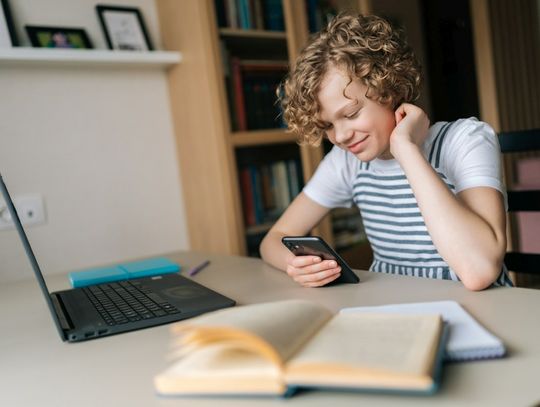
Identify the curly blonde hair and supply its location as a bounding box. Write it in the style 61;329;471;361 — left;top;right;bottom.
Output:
281;13;422;146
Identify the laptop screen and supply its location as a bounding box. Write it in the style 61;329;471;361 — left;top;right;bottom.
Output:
0;174;64;337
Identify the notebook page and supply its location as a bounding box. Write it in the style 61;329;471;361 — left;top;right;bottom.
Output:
341;300;505;361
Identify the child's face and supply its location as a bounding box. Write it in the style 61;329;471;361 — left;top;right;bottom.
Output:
318;66;396;161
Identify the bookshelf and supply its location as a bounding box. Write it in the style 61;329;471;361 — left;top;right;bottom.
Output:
157;0;372;268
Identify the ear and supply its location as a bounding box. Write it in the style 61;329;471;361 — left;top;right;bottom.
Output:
394;104;406;124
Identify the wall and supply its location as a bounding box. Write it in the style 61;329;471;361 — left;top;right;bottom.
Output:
0;0;189;283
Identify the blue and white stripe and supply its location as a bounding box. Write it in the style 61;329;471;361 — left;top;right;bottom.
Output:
354;121;513;287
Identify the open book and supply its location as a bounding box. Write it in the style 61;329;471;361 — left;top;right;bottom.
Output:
154;300;447;397
341;300;505;361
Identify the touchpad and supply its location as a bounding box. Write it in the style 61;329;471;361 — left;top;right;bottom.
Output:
162;285;209;299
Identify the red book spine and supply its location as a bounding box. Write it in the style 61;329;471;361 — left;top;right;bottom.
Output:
231;57;247;131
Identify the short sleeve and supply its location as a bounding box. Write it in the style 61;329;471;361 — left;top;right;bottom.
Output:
302;145;358;208
441;118;505;196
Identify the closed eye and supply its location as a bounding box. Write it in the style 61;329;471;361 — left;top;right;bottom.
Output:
345;110;360;119
317;122;333;131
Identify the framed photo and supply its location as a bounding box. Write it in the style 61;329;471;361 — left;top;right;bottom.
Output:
25;26;93;49
0;0;18;47
96;5;153;51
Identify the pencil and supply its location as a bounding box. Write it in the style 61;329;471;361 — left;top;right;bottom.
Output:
188;260;210;276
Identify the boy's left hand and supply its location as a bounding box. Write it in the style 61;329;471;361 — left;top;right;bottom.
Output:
389;103;430;159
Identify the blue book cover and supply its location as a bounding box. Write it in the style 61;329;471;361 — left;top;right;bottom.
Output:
69;257;180;288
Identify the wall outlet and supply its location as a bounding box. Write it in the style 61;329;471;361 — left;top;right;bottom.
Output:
0;194;46;230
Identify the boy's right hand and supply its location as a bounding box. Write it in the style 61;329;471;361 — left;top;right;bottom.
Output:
285;254;342;287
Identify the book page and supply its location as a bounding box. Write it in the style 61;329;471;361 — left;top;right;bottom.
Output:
173;300;333;362
155;344;286;395
286;313;442;386
341;300;505;360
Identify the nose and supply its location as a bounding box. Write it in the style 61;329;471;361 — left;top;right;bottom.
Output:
334;122;354;144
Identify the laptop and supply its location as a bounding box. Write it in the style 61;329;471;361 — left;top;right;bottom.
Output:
0;174;235;342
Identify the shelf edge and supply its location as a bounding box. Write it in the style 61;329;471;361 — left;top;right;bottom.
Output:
0;47;182;68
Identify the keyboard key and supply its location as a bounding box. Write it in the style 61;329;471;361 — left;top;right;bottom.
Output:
83;281;178;326
146;293;168;304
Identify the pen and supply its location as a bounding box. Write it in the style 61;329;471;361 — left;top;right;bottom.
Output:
188;260;210;276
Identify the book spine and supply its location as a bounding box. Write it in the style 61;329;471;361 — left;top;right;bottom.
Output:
240;168;256;226
231;58;247;131
262;0;285;31
243;78;256;130
287;159;300;199
306;0;318;33
214;0;228;27
225;0;238;28
238;0;252;29
252;0;265;30
249;166;264;224
272;161;290;211
260;164;275;212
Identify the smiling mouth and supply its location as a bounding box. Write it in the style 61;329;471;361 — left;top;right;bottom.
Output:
347;136;368;153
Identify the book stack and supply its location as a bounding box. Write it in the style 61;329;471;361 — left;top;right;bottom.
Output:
215;0;285;31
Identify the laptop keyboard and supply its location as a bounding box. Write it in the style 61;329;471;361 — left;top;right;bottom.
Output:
83;280;180;326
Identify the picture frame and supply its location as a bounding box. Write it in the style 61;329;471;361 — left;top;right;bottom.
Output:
96;5;153;51
25;26;93;49
0;0;18;47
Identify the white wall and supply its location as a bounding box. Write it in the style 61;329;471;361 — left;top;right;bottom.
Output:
0;0;189;283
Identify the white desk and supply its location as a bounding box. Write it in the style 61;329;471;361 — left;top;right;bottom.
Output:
1;251;539;406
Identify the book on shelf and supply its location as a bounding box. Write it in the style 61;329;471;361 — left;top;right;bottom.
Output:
259;165;275;210
240;167;256;226
231;57;248;131
271;160;290;210
250;166;264;224
239;159;303;227
154;299;448;397
215;0;284;31
229;58;288;131
214;0;229;27
287;159;300;197
263;0;285;30
237;0;252;29
306;0;338;33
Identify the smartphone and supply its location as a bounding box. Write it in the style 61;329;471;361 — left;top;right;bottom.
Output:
282;236;360;284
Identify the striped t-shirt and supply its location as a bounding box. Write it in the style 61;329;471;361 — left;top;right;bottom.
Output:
303;118;513;287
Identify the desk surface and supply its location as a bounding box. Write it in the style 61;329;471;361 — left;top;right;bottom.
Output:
2;251;539;406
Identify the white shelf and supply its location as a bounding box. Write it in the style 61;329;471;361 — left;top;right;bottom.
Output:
0;47;181;68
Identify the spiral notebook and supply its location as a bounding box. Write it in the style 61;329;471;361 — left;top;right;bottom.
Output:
341;300;506;362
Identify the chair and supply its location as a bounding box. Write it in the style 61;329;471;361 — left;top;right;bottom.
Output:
498;129;540;277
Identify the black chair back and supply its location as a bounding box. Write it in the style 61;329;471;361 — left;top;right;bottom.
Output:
498;130;540;276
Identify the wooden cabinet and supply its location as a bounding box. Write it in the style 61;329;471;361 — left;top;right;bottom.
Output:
157;0;371;268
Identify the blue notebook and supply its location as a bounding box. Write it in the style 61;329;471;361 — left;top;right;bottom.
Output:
69;257;181;288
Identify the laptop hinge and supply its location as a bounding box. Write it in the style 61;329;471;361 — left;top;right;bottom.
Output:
51;293;74;331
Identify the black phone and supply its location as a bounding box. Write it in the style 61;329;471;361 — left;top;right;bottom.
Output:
281;236;360;284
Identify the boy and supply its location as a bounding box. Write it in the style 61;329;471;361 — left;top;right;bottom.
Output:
259;14;512;290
